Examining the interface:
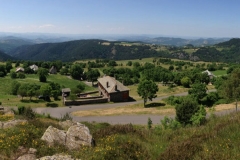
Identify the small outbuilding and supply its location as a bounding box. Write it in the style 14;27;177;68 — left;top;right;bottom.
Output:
16;67;24;73
98;76;130;102
49;66;57;74
62;88;71;97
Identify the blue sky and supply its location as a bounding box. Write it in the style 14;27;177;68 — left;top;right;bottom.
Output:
0;0;239;37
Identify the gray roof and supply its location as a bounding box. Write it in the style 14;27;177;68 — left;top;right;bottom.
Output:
62;88;71;93
202;70;216;77
98;76;129;93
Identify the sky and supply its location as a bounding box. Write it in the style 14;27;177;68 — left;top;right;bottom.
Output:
0;0;240;38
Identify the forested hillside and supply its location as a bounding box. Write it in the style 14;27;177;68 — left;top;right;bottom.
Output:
0;36;33;53
0;50;15;61
192;38;240;63
9;39;171;61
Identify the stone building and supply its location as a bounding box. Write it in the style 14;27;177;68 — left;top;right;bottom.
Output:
98;76;129;102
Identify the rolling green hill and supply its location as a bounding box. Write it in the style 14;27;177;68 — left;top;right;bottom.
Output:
0;50;15;61
9;39;171;61
0;36;34;53
192;38;240;62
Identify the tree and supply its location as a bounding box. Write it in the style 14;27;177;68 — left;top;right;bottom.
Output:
188;82;207;101
175;96;200;125
70;64;84;79
126;61;132;66
181;77;191;88
220;68;240;111
0;65;6;77
5;61;12;73
40;84;52;101
17;84;28;100
38;68;49;82
86;69;100;86
10;72;17;79
27;83;40;100
11;81;21;95
137;79;158;107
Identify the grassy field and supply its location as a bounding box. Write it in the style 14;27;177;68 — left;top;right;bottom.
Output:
0;73;96;107
212;70;227;76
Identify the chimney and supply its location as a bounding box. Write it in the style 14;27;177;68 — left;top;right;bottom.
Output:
106;81;109;88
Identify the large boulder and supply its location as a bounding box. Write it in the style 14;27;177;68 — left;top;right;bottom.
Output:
41;126;66;146
2;119;27;129
59;120;77;130
41;122;93;150
66;122;92;149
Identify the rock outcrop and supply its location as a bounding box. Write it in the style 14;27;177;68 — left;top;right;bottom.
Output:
1;119;27;129
66;122;92;149
41;126;66;146
37;154;80;160
17;148;37;160
41;121;92;149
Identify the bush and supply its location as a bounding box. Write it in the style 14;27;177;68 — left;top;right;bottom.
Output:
160;116;181;130
175;96;199;125
190;105;206;126
18;106;25;115
18;73;26;79
60;112;72;121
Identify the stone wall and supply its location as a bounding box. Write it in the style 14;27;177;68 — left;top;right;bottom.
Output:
64;98;108;106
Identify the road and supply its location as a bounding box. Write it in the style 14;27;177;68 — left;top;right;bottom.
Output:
33;89;234;125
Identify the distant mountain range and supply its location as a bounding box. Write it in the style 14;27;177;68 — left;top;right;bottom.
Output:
0;32;238;62
140;37;230;46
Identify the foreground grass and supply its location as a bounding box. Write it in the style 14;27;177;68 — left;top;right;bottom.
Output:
1;111;240;159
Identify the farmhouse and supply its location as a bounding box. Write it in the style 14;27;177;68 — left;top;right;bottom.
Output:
29;64;38;71
202;70;216;79
98;76;130;102
15;67;24;73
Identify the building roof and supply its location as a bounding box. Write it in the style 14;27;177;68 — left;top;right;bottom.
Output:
30;64;38;71
49;66;57;74
16;67;24;72
62;88;71;93
98;76;130;93
202;70;216;77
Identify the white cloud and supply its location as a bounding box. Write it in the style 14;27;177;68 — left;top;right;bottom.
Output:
39;24;55;28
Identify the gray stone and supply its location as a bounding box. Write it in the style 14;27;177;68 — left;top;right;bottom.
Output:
28;148;37;154
59;120;77;130
2;119;27;129
17;154;36;160
37;154;80;160
66;123;92;149
17;147;37;160
41;126;66;146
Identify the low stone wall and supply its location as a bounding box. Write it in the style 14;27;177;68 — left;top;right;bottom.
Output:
79;91;99;96
78;96;103;100
64;98;108;106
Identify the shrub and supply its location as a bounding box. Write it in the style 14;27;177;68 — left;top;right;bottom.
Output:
160;116;181;130
175;96;199;125
18;106;25;115
18;72;26;79
24;107;36;120
190;105;206;126
148;117;152;129
60;112;72;121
